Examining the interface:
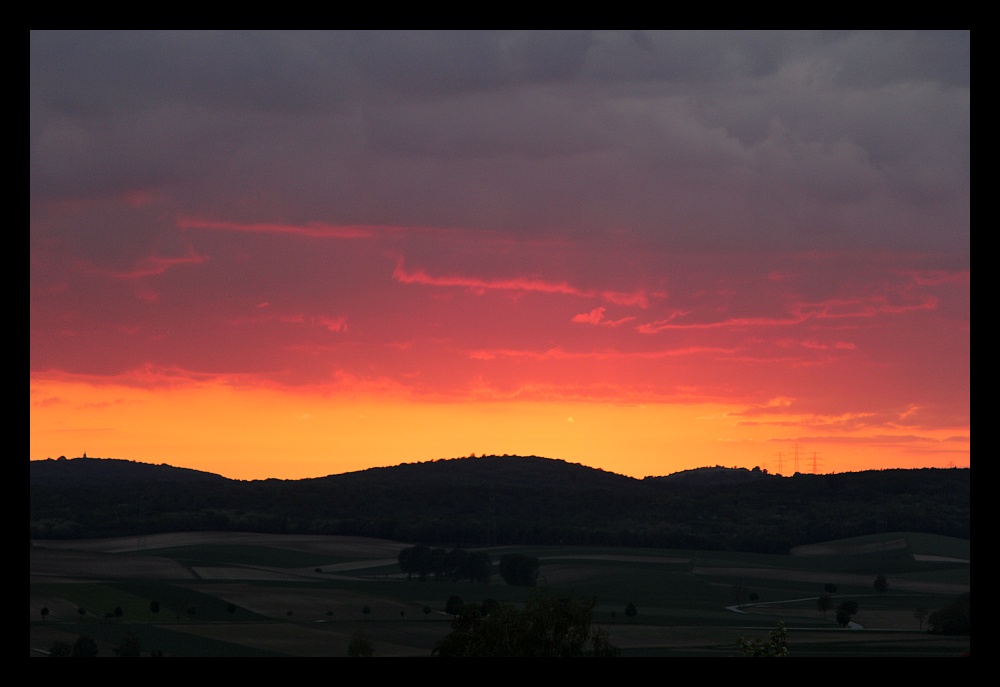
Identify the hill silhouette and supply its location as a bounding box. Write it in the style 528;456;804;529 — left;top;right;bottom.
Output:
30;456;228;486
645;465;775;486
29;455;969;553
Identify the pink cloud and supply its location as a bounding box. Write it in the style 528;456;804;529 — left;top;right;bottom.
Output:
318;316;348;332
572;308;606;325
393;260;589;297
276;313;348;332
638;311;804;334
571;307;636;327
468;345;734;361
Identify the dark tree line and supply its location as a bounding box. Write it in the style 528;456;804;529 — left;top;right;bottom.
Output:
398;545;492;583
31;458;970;554
498;554;540;587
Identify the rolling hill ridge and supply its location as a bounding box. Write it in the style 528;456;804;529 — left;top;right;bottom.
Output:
30;455;969;554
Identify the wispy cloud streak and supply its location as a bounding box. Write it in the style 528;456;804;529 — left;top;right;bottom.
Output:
393;260;648;305
89;250;209;279
177;217;374;238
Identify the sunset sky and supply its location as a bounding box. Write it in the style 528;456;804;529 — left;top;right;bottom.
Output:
30;31;969;480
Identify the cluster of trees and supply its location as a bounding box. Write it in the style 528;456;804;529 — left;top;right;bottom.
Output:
48;636;98;657
737;623;788;657
928;593;970;635
815;584;859;627
397;545;491;583
433;592;619;657
397;547;543;588
48;632;156;657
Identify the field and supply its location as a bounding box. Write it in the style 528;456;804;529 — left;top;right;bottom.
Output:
30;531;970;657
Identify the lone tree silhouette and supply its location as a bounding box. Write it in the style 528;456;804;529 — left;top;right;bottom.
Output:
625;602;638;623
817;594;832;618
836;600;859;627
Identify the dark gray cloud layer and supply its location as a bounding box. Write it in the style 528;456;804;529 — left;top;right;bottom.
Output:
31;30;969;258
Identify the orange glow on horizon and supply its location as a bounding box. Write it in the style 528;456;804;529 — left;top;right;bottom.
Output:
30;375;969;481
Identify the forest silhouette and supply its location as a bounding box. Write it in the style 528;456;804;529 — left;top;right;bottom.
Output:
30;455;969;552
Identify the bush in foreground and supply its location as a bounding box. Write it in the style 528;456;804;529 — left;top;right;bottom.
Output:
433;592;618;657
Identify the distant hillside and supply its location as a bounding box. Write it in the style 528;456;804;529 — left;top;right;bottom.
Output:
312;454;638;490
645;465;775;486
29;455;970;553
29;456;229;487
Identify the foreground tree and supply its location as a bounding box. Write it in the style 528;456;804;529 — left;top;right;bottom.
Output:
445;595;465;616
433;593;619;657
480;598;500;617
928;593;970;635
737;623;788;657
72;635;99;657
48;641;72;657
347;630;374;657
